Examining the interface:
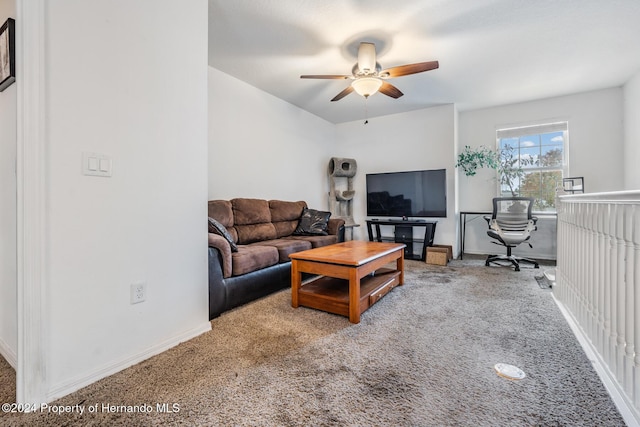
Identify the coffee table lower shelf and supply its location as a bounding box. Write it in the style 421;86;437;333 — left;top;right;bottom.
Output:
297;268;401;319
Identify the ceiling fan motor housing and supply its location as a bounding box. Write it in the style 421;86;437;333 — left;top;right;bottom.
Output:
357;42;377;74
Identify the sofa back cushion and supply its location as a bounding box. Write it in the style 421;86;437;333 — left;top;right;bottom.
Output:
269;200;307;238
232;198;277;244
208;200;238;242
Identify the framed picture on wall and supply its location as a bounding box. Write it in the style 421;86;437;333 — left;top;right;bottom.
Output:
0;18;16;92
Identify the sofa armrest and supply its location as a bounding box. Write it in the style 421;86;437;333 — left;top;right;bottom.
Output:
208;247;227;319
328;218;346;242
208;233;232;278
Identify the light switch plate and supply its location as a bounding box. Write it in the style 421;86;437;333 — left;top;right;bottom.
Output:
99;158;111;172
88;157;98;171
83;152;112;177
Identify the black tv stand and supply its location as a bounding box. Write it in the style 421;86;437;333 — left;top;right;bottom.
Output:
366;219;437;261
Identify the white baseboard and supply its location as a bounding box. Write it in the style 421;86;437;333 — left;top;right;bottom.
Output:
46;321;212;403
0;336;17;369
552;294;640;427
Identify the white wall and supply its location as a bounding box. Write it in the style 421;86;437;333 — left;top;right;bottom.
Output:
624;70;640;190
0;0;16;368
208;67;335;209
37;0;209;401
335;105;458;250
458;88;624;259
459;88;624;210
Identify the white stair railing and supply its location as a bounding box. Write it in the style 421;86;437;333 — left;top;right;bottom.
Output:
555;190;640;422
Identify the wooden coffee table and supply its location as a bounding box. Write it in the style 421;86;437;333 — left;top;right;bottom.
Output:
289;241;405;324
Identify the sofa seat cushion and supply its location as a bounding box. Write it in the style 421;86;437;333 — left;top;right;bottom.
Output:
288;234;339;248
250;238;312;263
231;245;279;276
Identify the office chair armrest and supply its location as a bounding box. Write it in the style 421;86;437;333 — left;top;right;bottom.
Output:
525;219;537;234
483;215;492;226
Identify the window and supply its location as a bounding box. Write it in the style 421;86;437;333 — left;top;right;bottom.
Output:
496;122;568;211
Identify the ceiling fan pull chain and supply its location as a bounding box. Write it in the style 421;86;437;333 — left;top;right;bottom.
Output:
364;98;369;125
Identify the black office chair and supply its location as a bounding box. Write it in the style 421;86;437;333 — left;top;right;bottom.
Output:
484;197;539;271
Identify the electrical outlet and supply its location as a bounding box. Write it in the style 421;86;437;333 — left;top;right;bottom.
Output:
130;282;146;304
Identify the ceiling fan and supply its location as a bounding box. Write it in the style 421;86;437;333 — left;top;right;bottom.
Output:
300;42;439;101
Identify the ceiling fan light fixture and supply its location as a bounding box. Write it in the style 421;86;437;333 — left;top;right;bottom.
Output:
351;77;382;98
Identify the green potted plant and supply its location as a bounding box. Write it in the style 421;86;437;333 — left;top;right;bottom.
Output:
456;144;535;196
455;145;499;177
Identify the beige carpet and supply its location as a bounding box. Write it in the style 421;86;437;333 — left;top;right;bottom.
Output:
0;257;626;426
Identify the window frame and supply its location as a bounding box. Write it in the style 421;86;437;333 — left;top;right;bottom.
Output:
495;121;569;212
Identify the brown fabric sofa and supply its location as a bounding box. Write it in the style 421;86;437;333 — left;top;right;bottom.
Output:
207;198;345;319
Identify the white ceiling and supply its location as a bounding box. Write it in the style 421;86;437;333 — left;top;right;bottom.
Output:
208;0;640;124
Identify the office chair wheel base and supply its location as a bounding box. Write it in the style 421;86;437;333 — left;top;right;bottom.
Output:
486;255;538;272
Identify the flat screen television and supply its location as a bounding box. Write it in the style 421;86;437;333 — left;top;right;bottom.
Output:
366;169;447;218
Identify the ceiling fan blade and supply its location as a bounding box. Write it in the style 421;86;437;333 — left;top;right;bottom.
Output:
379;81;404;99
381;61;439;78
357;42;376;74
331;86;354;102
300;74;350;79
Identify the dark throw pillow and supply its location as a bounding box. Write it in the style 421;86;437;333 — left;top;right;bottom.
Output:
208;217;238;252
293;208;331;236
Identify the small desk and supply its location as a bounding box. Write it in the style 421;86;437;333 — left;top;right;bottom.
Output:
459;210;558;259
366;219;437;261
458;211;491;260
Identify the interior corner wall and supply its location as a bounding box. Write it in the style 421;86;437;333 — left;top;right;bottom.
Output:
453;105;460;234
458;88;624;258
334;105;458;251
41;0;209;401
0;0;17;368
624;70;640;190
208;67;336;209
